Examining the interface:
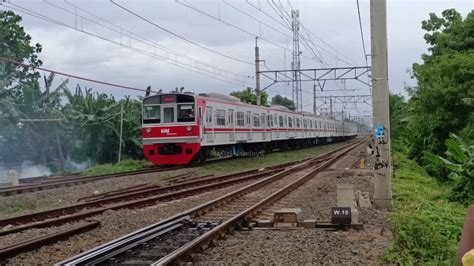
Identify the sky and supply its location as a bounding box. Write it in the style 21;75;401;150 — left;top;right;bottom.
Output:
1;0;473;120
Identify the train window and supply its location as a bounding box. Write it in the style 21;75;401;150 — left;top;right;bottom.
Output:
143;105;160;124
206;106;213;124
229;109;234;126
163;107;175;123
176;94;194;103
267;115;272;127
288;117;293;128
284;115;287;127
237;112;245;127
296;118;300;128
246;111;251;126
303;119;307;128
216;109;226;126
310;120;313;128
260;113;265;127
177;104;195;122
253;113;260;127
279;116;283;127
273;114;277;127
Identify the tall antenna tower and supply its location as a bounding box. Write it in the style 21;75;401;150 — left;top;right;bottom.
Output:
291;10;302;111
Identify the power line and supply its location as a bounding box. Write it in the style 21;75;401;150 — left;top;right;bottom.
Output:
110;0;254;66
222;0;292;39
60;0;248;81
0;56;154;93
300;24;354;65
3;2;249;86
176;0;292;52
245;0;291;31
267;0;292;28
356;0;369;66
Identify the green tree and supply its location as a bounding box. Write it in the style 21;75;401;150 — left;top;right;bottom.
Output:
0;10;42;90
230;87;268;106
406;9;474;164
271;94;295;110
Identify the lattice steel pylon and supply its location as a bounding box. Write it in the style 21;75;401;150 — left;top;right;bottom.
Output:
291;10;302;111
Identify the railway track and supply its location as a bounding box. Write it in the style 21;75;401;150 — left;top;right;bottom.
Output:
0;166;182;196
0;140;353;197
0;157;313;236
57;139;364;265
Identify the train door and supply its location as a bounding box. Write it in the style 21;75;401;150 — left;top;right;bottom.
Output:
246;111;252;141
273;114;278;139
229;109;235;142
205;106;214;142
198;106;203;141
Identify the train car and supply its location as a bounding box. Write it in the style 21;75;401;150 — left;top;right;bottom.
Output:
142;92;358;165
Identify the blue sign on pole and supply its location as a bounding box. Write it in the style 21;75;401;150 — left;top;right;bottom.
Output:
374;124;385;139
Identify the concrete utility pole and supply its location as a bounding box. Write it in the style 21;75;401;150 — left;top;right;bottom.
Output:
255;37;261;106
370;0;392;209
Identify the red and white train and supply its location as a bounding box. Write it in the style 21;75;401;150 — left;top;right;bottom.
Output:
142;92;358;165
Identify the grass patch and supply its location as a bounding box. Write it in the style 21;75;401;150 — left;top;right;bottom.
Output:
383;151;466;265
80;159;151;176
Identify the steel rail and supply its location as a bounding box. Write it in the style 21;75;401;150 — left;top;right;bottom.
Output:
56;139;363;265
0;221;100;261
0;169;283;236
157;140;364;265
0;166;182;196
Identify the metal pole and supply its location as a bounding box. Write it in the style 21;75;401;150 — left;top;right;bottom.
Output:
255;37;261;106
330;98;333;118
118;102;124;163
371;0;392;209
313;83;317;115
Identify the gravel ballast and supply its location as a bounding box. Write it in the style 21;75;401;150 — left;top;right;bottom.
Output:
195;142;392;264
2;181;257;265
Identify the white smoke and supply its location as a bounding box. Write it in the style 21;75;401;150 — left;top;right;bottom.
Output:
20;161;52;179
65;158;91;171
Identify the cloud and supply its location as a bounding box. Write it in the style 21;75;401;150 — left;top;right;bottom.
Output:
2;0;472;115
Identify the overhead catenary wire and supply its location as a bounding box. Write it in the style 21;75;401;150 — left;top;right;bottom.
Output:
356;0;369;67
222;0;292;39
245;0;292;31
59;0;249;81
2;2;249;86
0;56;154;93
176;0;318;64
110;0;254;66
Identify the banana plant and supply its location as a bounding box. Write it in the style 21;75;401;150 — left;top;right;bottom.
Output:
424;133;474;203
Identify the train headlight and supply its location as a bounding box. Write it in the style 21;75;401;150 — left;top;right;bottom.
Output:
145;128;151;136
186;126;192;132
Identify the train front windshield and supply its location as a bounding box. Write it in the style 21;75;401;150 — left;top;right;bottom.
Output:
143;94;195;124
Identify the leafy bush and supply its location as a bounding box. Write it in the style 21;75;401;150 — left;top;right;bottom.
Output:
424;133;474;204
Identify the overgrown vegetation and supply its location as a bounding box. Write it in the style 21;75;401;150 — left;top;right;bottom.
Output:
385;9;473;264
0;11;143;172
389;8;473;198
384;152;466;264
